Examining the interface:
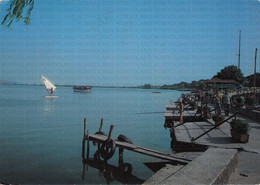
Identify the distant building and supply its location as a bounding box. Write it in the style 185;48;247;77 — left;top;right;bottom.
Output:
203;78;239;89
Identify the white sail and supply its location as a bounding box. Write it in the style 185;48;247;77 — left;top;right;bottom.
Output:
41;75;56;95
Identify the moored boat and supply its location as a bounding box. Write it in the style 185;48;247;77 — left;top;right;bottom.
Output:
73;85;92;92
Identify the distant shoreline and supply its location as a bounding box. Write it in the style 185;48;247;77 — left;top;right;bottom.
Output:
0;83;193;92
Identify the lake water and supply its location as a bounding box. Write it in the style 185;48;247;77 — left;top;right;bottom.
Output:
0;85;184;184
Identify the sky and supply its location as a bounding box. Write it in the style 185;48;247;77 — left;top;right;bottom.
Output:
0;0;260;86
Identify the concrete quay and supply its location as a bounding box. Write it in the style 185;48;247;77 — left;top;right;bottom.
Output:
144;148;238;185
144;107;260;184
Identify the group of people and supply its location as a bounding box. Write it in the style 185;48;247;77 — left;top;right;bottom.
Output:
177;89;232;125
196;89;232;116
215;90;232;116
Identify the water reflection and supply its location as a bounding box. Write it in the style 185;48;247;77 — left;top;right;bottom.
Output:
43;98;55;114
82;158;144;184
73;91;91;95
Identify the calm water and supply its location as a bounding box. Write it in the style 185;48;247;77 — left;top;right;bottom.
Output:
0;85;183;184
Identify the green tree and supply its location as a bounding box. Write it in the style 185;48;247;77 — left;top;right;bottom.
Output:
144;84;152;89
1;0;34;28
214;65;245;85
245;73;260;87
198;81;207;90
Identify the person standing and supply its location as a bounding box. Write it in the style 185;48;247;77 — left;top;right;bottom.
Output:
50;87;54;96
179;99;184;124
222;90;231;116
215;90;222;115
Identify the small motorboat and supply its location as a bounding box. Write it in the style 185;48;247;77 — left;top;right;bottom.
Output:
73;85;92;92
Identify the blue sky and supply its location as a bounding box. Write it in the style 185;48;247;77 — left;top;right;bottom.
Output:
0;0;259;86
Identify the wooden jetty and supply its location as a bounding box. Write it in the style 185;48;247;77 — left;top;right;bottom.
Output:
165;104;193;111
164;109;205;128
89;133;191;164
171;112;249;151
82;118;191;166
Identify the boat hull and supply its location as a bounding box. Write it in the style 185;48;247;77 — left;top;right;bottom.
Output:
73;86;92;92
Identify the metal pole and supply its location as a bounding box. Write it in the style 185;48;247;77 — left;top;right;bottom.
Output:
254;48;257;104
191;112;237;142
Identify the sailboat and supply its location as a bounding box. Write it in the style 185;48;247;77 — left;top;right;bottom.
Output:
40;75;59;98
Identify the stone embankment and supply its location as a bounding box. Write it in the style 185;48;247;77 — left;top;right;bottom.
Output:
144;148;238;184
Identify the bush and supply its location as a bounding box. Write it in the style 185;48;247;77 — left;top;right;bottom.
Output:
197;106;202;113
236;96;245;104
230;119;250;134
202;105;211;112
212;114;224;122
189;101;196;109
245;97;254;106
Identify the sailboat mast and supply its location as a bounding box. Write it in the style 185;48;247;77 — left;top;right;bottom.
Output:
253;48;257;104
238;30;241;69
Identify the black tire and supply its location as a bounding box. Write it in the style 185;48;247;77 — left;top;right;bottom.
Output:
117;134;133;144
100;139;116;160
95;131;106;136
93;131;107;146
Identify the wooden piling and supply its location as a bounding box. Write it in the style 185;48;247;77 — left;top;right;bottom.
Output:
99;118;104;132
108;124;114;141
84;118;87;138
87;130;90;161
96;118;104;159
82;118;87;159
118;147;124;165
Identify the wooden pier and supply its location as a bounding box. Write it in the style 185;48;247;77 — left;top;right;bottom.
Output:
164;109;205;128
82;118;191;166
89;133;191;164
164;98;247;151
165;104;194;111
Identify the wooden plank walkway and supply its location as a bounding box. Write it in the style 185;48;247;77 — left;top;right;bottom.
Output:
165;105;193;111
88;134;191;164
173;119;246;150
164;110;204;124
164;110;197;118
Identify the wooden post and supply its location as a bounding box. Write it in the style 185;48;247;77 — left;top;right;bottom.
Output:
99;118;104;132
118;147;124;165
95;118;104;160
87;130;90;161
82;118;87;159
84;118;87;139
108;124;114;142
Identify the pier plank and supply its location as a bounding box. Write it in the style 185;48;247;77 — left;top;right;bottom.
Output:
88;134;191;164
164;109;204;125
165;105;194;111
174;120;246;149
